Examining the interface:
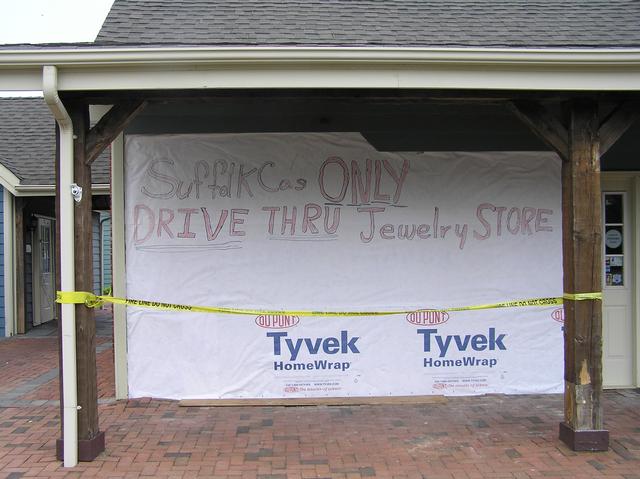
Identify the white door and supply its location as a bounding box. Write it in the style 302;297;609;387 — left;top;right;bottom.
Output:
33;216;56;326
602;189;635;388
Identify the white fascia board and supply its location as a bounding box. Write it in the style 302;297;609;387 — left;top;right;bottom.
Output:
14;183;110;197
1;47;640;91
57;65;640;92
0;67;42;91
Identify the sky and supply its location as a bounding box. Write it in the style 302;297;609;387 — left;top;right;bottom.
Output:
0;0;114;96
0;0;114;44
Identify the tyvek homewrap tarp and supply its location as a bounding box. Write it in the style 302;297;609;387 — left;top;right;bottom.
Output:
124;132;563;399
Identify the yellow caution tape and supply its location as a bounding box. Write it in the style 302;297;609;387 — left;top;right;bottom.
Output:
563;292;603;301
56;290;602;317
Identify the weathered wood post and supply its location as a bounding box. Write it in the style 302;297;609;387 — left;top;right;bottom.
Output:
56;102;105;460
507;97;639;451
558;99;608;451
54;98;145;461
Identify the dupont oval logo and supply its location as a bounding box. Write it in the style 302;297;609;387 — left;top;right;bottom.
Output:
406;310;450;326
255;314;300;329
552;308;564;323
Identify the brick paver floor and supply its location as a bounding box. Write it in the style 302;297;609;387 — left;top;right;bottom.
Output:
1;312;639;478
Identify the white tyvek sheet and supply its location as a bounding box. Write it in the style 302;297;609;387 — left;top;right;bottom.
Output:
124;132;563;399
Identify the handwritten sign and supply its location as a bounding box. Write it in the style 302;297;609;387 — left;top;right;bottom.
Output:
124;132;564;400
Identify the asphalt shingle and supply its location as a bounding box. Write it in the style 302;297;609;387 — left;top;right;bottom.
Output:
0;98;110;186
95;0;640;48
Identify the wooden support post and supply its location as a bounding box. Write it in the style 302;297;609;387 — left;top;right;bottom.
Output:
559;99;609;451
509;97;625;451
54;99;144;460
72;103;105;459
56;103;105;461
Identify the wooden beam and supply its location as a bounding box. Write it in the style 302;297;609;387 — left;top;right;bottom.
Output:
85;100;146;165
559;98;608;451
508;101;569;160
599;101;640;156
68;103;105;460
61;88;615;105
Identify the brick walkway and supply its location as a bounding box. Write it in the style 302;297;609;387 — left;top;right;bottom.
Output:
1;313;640;478
0;308;115;408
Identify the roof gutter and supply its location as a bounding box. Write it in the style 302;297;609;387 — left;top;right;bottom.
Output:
2;46;640;66
42;65;78;468
2;46;640;92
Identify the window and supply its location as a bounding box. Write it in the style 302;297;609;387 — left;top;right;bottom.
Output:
603;193;624;287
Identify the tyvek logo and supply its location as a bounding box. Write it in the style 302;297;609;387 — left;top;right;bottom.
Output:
268;331;360;360
417;328;506;357
417;328;505;369
268;331;359;372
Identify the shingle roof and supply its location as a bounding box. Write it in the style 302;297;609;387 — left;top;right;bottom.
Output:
95;0;640;48
0;98;110;186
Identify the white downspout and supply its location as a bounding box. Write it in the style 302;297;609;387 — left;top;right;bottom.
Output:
3;189;15;337
42;65;78;468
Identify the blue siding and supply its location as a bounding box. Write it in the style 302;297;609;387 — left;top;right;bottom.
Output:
101;213;112;291
0;186;5;337
93;213;101;295
91;211;112;295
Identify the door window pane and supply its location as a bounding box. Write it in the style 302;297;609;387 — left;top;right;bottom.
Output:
603;193;624;287
605;226;623;255
604;194;623;223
